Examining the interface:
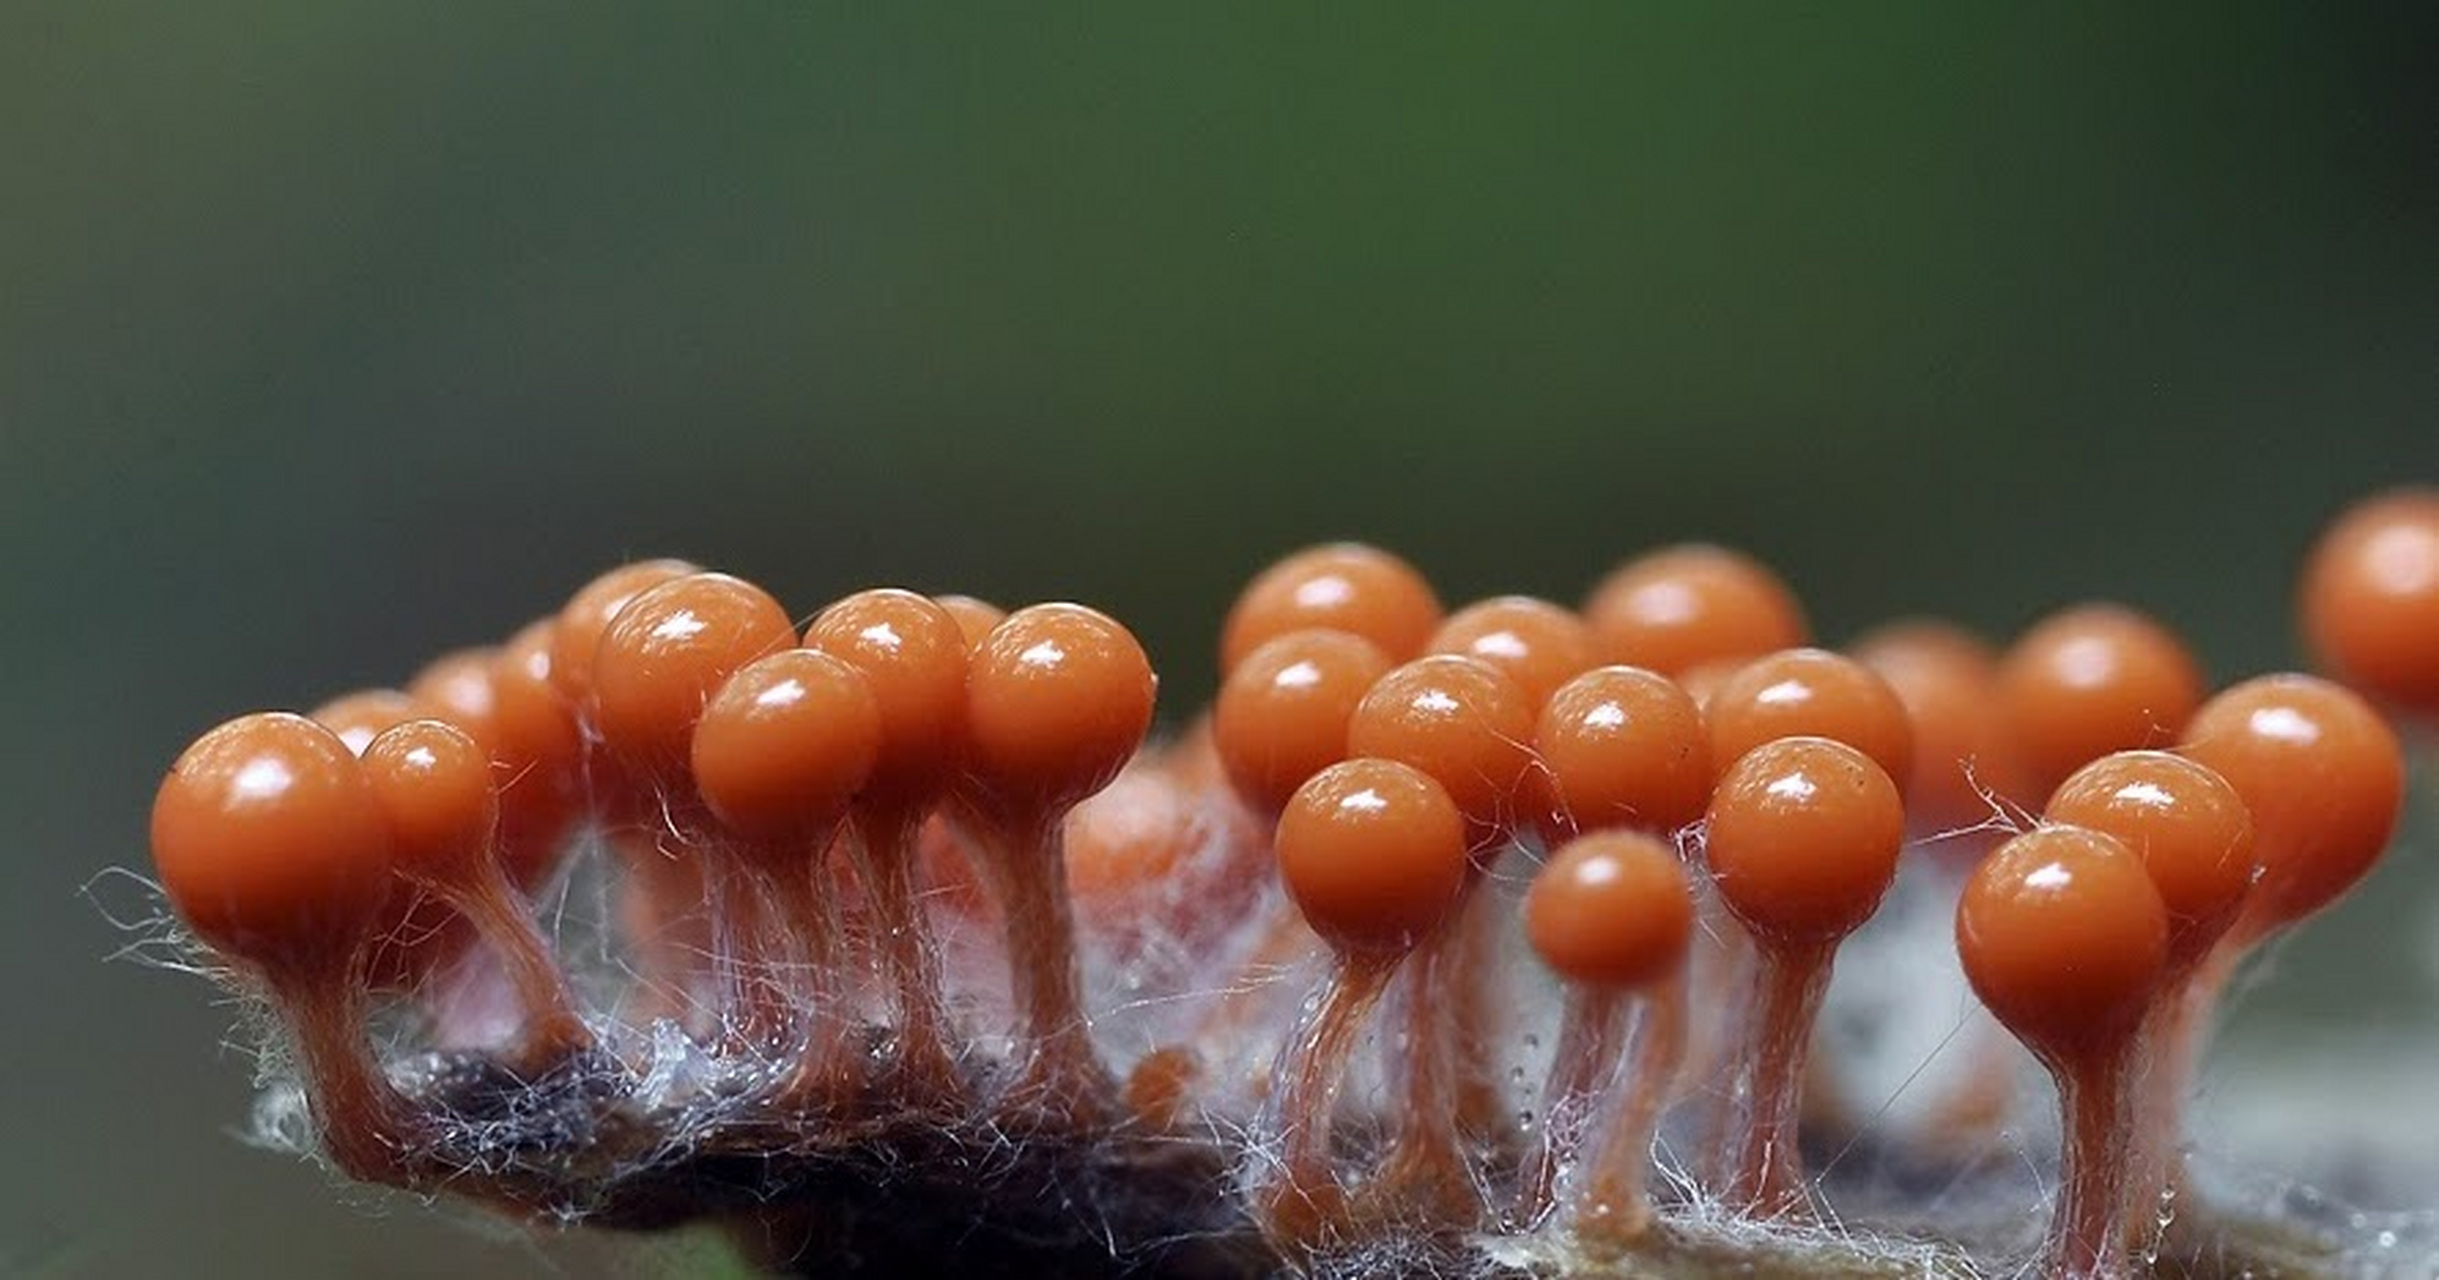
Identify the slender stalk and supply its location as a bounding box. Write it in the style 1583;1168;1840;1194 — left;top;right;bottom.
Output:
1252;953;1397;1251
849;803;962;1101
2049;1047;2139;1280
1577;969;1687;1247
1513;986;1623;1229
271;959;421;1185
1727;945;1831;1217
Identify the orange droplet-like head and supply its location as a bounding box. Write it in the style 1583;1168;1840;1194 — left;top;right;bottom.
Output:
804;588;972;803
360;719;500;888
1424;595;1596;710
964;603;1158;818
1850;620;2021;830
1275;758;1470;956
1957;824;2168;1065
590;572;798;784
1063;766;1206;909
1703;736;1905;950
1582;544;1808;677
1531;665;1712;842
1525;831;1695;990
1996;603;2204;803
1219;543;1443;675
151;712;397;972
2299;487;2439;714
487;619;584;882
2179;673;2404;934
1346;653;1537;833
934;594;1009;652
548;558;703;711
692;648;881;846
1705;647;1915;798
2044;750;2255;967
407;647;503;755
311;688;431;758
1214;628;1392;819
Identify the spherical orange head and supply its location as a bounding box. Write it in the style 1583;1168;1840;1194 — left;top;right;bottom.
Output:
1275;758;1470;956
548;559;702;711
486;619;585;876
1706;648;1915;799
964;603;1158;820
1346;654;1536;833
803;589;972;805
2180;674;2404;931
1525;831;1695;990
1063;767;1202;907
1582;544;1808;677
1703;736;1906;950
1213;628;1393;819
1851;621;2019;828
2300;487;2439;713
692;649;881;846
152;712;396;971
1219;543;1443;675
2044;750;2255;967
360;719;499;887
407;648;503;755
1997;604;2204;803
934;594;1009;652
1424;595;1596;710
1532;665;1712;841
1957;824;2168;1064
311;688;431;757
589;573;797;785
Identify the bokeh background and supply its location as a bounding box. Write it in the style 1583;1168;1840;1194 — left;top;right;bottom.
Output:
5;7;2435;1275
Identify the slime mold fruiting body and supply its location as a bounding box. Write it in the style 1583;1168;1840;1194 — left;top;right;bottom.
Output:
137;490;2439;1277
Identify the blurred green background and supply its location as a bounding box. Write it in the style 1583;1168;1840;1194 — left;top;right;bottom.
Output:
5;6;2434;1274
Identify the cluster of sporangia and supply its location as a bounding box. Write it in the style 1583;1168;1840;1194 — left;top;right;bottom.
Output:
150;490;2439;1278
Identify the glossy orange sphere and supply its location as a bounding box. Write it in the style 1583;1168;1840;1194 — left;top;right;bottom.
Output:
311;688;431;757
1996;604;2204;802
1275;758;1471;955
1213;628;1393;818
2180;674;2404;931
1425;595;1596;709
1531;665;1712;840
549;558;701;710
934;594;1008;651
1957;824;2168;1062
1063;766;1204;904
1851;620;2020;828
151;713;396;969
1671;658;1744;710
361;719;500;886
487;619;584;879
1524;831;1695;990
692;648;881;845
1219;543;1443;674
802;589;971;802
2044;751;2254;965
964;603;1158;815
406;647;503;754
1582;544;1808;677
1346;654;1537;830
590;573;797;782
1706;648;1915;798
1704;737;1905;948
2299;487;2439;713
